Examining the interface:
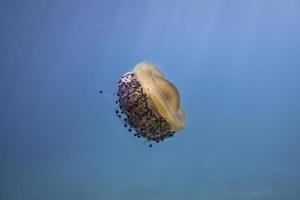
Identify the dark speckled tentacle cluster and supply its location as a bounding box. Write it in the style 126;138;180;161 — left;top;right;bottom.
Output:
117;72;175;142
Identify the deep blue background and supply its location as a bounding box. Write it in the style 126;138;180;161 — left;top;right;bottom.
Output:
1;0;300;199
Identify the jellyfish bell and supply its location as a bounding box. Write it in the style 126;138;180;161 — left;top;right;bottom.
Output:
117;62;185;142
133;62;185;131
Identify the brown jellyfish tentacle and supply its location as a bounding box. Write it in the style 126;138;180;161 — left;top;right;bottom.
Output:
117;72;172;141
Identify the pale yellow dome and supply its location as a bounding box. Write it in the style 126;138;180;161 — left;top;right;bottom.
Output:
133;62;185;132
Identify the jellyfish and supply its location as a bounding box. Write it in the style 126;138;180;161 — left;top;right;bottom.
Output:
116;62;185;143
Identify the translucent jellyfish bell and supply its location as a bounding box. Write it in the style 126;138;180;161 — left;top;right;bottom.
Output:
133;62;185;131
117;62;185;142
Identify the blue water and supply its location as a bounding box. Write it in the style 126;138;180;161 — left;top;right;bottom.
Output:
1;0;300;199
